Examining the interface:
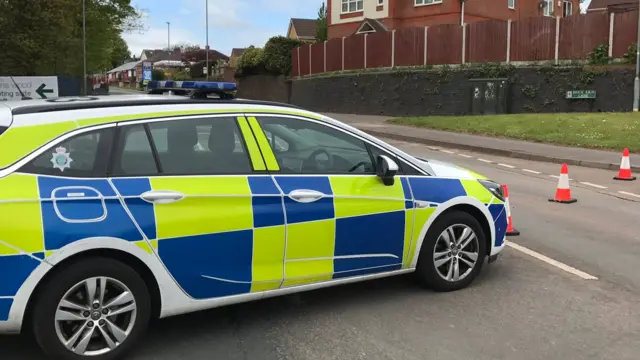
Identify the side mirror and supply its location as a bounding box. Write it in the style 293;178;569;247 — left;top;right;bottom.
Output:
376;155;399;186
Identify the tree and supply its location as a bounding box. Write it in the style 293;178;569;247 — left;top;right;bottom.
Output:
316;2;328;42
109;36;132;68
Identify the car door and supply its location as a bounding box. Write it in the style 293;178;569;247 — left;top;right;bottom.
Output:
108;115;286;299
246;114;413;287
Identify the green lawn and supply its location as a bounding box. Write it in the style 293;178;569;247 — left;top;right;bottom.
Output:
388;113;640;151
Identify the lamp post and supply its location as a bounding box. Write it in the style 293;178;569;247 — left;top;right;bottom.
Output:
83;0;87;96
633;0;640;112
166;21;171;50
206;0;209;81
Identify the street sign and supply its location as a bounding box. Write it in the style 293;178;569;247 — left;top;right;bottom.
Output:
0;76;59;100
566;90;596;99
142;62;152;85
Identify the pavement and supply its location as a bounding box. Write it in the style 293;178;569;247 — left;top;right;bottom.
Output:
4;139;640;360
325;113;640;172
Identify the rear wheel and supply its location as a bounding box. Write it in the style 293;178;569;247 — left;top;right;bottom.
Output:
31;257;151;360
416;210;487;292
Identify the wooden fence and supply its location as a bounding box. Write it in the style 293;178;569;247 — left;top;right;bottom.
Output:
291;11;639;77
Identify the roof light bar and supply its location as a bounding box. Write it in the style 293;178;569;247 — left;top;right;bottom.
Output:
146;80;237;99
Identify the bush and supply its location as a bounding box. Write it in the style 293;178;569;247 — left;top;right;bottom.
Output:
151;69;166;80
263;36;303;76
624;43;637;65
236;46;265;76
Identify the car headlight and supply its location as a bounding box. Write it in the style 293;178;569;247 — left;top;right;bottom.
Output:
478;179;505;202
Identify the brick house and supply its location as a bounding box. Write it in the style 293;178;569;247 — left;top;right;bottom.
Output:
228;48;246;68
328;0;581;39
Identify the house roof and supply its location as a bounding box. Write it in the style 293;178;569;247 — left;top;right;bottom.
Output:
587;0;637;10
107;61;140;73
289;18;317;40
141;49;182;62
354;18;389;35
231;48;246;57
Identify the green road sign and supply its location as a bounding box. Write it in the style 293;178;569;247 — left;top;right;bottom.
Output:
566;90;596;99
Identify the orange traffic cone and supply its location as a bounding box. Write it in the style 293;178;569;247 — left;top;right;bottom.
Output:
614;148;636;181
502;184;520;236
549;163;577;203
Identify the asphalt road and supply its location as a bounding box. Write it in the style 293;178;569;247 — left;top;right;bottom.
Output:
3;139;640;360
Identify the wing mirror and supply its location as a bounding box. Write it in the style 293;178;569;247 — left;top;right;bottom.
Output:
376;155;399;186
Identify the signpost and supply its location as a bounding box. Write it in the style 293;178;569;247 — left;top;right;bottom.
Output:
0;76;59;100
142;62;152;85
566;90;596;99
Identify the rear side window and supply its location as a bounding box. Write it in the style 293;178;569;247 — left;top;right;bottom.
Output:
19;128;114;177
111;117;254;176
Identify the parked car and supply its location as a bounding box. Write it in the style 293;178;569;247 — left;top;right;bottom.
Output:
0;81;511;359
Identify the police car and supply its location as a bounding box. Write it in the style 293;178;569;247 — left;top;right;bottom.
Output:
0;81;512;359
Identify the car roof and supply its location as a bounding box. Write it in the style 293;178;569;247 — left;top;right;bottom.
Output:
5;94;302;116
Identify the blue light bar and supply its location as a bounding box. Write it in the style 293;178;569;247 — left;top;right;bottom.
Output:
147;80;237;92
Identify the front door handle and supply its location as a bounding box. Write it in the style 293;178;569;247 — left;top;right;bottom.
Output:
289;189;325;203
140;190;185;204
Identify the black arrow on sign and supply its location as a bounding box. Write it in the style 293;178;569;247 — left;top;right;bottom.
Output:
35;83;54;99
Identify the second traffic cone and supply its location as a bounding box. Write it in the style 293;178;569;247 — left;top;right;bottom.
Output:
614;148;636;181
502;184;520;236
549;163;577;203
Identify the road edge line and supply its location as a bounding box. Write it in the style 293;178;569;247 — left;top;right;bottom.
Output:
506;241;598;280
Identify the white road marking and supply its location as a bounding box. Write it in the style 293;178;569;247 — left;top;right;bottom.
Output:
522;168;541;174
427;146;440;151
618;191;640;198
506;241;598;280
458;153;473;158
498;163;516;169
477;158;492;163
580;182;607;189
440;149;455;154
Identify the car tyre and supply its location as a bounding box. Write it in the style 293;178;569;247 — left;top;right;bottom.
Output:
416;210;487;292
31;257;151;360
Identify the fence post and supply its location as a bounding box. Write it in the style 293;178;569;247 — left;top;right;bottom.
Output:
309;44;312;74
391;29;396;68
461;23;467;64
608;13;615;58
554;16;560;65
342;37;345;71
364;33;368;69
297;47;301;77
424;26;428;66
506;19;512;64
324;40;327;73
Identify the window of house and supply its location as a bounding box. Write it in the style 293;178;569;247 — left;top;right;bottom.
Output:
111;117;253;176
543;0;554;16
20;128;114;177
563;0;572;17
341;0;363;13
508;0;515;9
415;0;443;6
256;116;376;175
377;0;384;5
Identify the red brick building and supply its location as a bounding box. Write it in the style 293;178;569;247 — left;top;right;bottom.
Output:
328;0;581;39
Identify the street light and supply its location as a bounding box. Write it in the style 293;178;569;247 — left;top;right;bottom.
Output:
83;0;87;96
634;0;640;112
166;21;171;50
206;0;209;81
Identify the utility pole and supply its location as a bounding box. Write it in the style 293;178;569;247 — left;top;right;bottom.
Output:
206;0;209;81
166;21;171;50
634;0;640;112
83;0;87;96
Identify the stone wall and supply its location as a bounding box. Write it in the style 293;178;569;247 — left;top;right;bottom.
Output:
236;65;636;116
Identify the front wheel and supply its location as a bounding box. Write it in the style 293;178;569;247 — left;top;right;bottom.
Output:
31;257;151;360
416;210;487;292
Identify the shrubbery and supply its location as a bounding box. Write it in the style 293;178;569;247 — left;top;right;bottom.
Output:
236;36;303;77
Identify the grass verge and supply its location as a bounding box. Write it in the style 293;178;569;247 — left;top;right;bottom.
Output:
388;113;640;151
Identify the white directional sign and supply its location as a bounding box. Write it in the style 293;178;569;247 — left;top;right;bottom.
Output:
0;76;59;101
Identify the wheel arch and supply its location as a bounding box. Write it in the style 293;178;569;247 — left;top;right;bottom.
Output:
11;238;172;334
410;196;495;268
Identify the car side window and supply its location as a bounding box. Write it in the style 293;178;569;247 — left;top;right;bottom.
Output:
255;116;375;174
111;117;253;176
20;128;113;177
368;145;423;176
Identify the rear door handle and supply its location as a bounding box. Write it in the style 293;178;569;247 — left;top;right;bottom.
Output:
140;190;185;204
289;189;325;203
